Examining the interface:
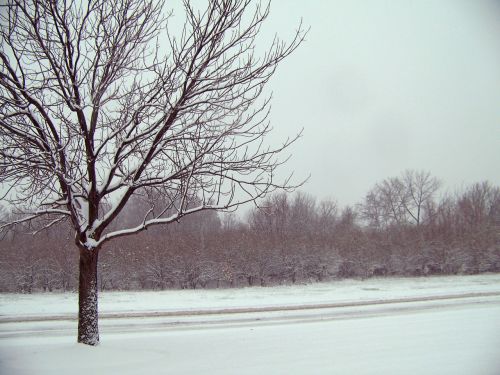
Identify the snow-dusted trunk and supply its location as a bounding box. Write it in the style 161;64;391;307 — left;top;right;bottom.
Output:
77;246;99;346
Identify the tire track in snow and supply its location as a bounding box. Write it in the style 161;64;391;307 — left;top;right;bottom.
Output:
1;290;500;341
1;295;500;339
1;290;500;323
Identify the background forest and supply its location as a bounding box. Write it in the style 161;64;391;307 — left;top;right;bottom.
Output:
1;171;499;293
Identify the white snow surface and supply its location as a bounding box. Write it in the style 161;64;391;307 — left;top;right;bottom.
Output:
1;274;500;374
2;273;500;318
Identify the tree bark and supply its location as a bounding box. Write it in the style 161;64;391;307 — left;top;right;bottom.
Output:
77;246;100;346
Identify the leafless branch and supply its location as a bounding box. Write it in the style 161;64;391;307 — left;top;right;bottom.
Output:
0;0;306;249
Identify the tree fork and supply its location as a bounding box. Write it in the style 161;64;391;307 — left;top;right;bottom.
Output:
0;0;306;345
77;246;100;346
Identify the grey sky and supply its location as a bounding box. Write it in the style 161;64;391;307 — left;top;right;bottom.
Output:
2;1;497;212
255;0;500;205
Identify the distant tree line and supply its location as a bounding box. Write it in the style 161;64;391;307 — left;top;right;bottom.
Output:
1;171;499;293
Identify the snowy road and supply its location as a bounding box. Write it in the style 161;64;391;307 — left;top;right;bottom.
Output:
1;291;499;339
1;275;500;374
1;295;500;374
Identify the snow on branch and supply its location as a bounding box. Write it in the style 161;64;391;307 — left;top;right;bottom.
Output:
0;0;307;249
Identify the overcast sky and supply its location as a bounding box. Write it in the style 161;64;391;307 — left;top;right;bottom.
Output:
251;0;500;206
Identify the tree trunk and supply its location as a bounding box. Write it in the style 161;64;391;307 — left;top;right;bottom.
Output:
77;246;100;346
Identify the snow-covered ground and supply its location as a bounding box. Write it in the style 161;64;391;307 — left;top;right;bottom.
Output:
1;274;500;374
2;273;500;318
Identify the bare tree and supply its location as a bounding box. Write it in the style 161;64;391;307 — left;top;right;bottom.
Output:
401;170;441;226
360;170;440;228
0;0;306;345
361;177;407;227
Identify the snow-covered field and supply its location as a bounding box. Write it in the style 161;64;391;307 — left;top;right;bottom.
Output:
1;274;500;374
